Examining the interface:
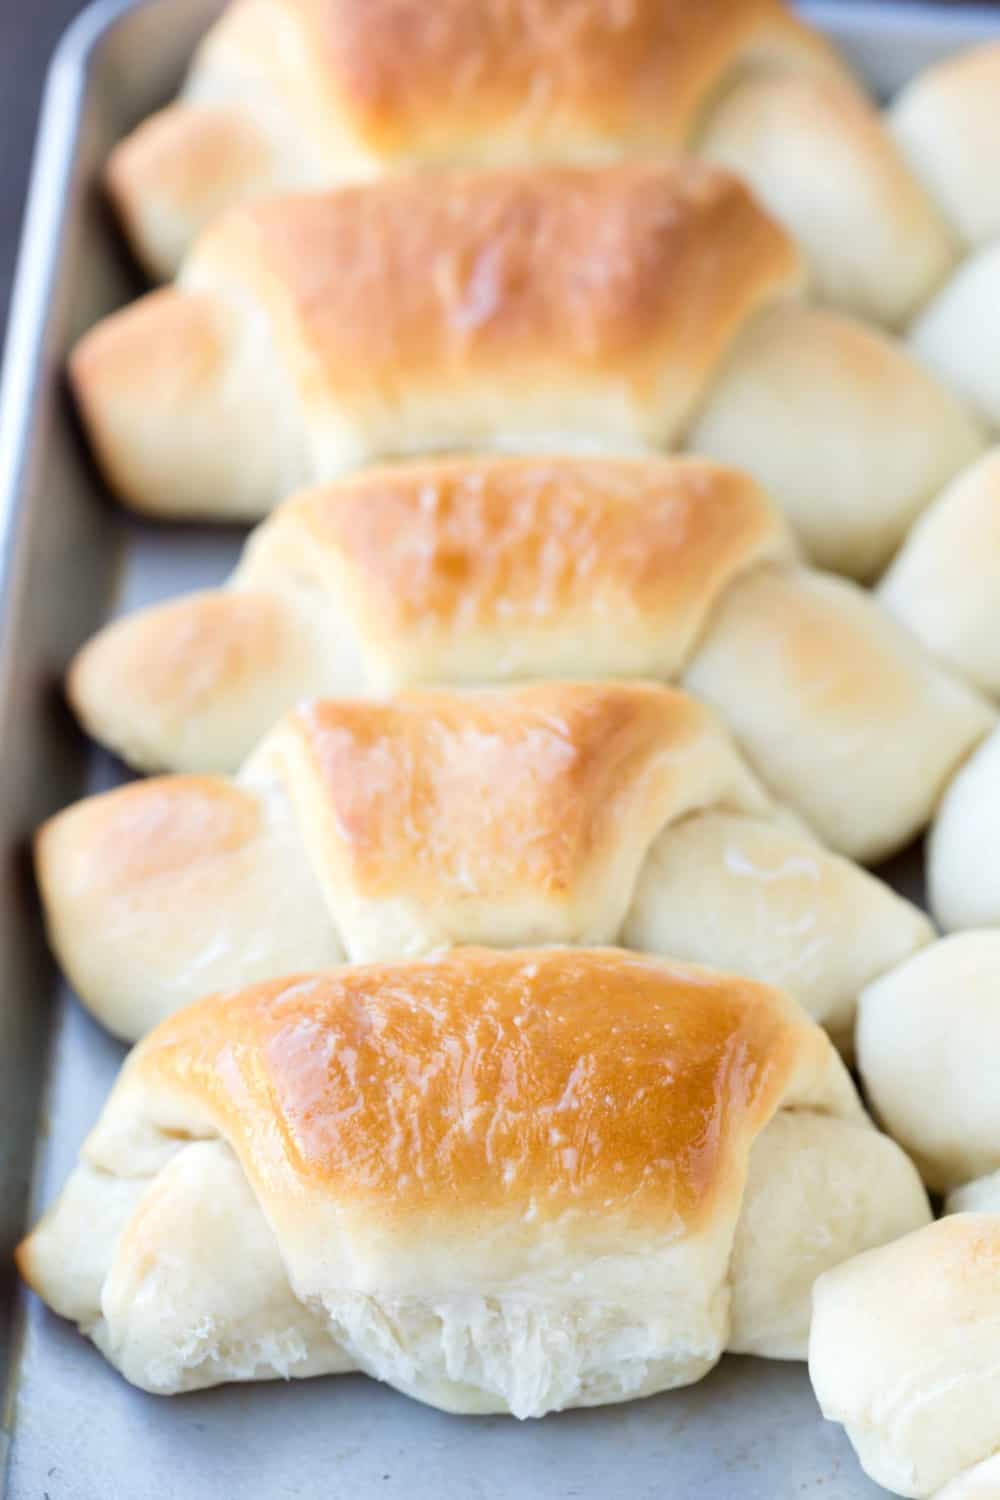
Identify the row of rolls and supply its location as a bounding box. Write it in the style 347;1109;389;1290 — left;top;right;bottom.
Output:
17;5;1000;1498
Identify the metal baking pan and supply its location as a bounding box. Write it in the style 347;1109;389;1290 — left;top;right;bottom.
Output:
1;3;997;1494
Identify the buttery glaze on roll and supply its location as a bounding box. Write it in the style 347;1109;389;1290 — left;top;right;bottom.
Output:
18;948;929;1410
72;161;982;576
66;456;995;863
36;681;931;1041
106;5;1000;435
106;0;848;281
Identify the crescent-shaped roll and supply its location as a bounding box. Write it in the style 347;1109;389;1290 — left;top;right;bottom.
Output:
72;162;800;519
878;449;1000;700
856;933;1000;1194
35;681;933;1043
70;161;984;577
927;725;1000;932
104;0;847;281
104;0;966;340
809;1215;1000;1500
17;949;930;1409
65;456;995;864
101;6;1000;462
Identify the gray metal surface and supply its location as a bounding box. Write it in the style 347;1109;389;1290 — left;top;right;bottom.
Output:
0;2;995;1494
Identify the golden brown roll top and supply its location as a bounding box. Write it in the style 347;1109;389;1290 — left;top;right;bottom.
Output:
37;680;933;1043
251;453;795;690
265;0;838;161
224;164;788;402
117;950;819;1249
73;161;804;520
67;455;795;768
107;0;842;279
72;155;986;568
268;686;759;938
35;681;770;1036
66;454;994;866
18;948;929;1408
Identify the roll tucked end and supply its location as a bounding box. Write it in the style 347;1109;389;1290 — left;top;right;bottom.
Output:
809;1215;1000;1499
687;304;985;580
699;70;955;329
729;1111;930;1359
877;448;1000;700
69;286;302;519
929;724;1000;932
105;103;280;283
34;770;344;1040
890;42;1000;251
857;932;1000;1194
67;588;330;774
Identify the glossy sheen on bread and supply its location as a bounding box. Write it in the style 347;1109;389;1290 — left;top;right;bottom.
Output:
36;681;932;1041
71;158;985;578
18;948;929;1409
106;0;843;279
65;455;995;864
107;4;1000;447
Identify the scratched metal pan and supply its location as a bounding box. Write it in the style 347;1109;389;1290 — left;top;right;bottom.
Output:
0;2;997;1495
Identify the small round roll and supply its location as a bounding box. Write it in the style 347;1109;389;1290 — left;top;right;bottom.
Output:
857;932;1000;1194
810;1215;1000;1499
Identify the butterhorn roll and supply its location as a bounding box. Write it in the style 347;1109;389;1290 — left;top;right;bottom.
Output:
103;2;1000;437
105;0;849;282
72;161;983;578
66;456;995;864
18;948;930;1409
36;681;932;1042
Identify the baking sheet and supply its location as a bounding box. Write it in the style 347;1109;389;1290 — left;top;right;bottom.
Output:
1;3;997;1494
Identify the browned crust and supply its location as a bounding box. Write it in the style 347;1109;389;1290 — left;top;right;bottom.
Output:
285;682;718;900
289;0;839;154
284;454;792;648
132;948;806;1232
222;161;800;401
